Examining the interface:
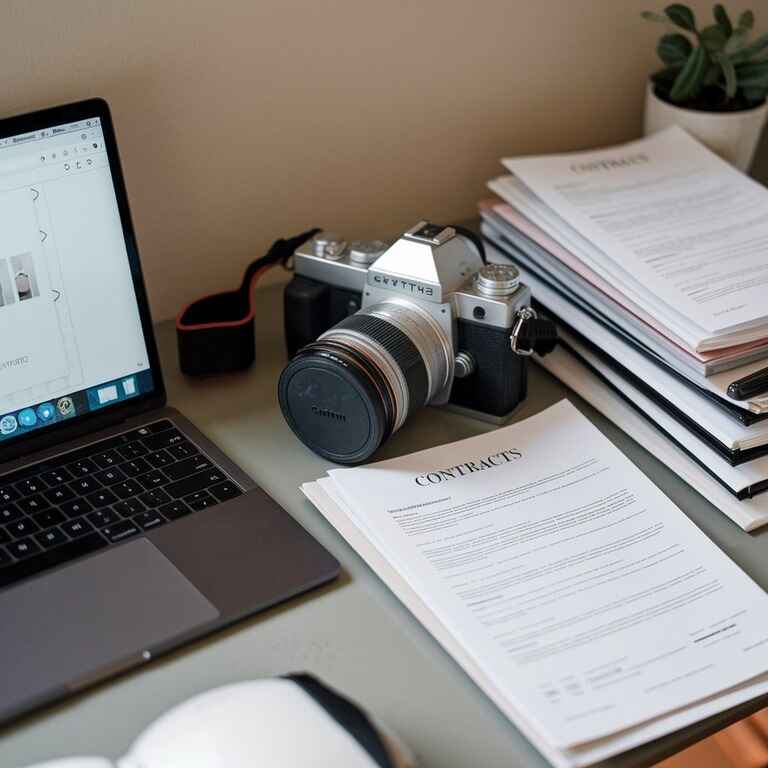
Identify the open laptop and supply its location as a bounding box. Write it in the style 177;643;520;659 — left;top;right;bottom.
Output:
0;99;339;726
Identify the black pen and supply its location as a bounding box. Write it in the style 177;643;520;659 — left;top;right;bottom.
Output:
727;366;768;400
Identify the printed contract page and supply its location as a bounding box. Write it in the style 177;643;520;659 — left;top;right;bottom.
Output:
325;401;768;749
0;119;150;421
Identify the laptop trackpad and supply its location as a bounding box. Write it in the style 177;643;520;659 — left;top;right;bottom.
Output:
0;538;219;720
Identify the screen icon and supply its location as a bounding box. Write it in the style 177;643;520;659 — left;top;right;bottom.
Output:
97;385;118;405
37;402;55;422
0;415;18;435
57;396;75;417
122;377;137;396
18;408;37;428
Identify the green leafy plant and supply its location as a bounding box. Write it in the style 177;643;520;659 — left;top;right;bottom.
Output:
642;4;768;111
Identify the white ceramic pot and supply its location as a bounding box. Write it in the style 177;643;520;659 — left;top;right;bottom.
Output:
643;81;768;172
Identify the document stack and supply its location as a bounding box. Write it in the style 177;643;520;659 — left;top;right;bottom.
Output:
480;126;768;531
304;401;768;767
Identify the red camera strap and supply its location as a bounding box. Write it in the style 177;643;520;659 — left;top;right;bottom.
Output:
175;229;319;375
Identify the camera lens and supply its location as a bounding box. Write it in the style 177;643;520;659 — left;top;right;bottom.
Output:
278;300;452;464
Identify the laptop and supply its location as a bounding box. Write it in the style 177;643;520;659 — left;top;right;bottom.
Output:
0;99;339;726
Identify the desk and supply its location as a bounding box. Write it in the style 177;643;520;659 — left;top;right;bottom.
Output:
1;279;766;768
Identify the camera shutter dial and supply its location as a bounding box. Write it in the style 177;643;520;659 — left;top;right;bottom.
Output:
474;264;520;298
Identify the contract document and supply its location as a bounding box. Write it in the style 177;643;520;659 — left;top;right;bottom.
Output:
303;401;768;765
502;127;768;346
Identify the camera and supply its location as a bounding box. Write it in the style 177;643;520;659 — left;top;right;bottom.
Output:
279;222;556;464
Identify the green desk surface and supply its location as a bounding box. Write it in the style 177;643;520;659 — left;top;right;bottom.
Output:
2;279;766;768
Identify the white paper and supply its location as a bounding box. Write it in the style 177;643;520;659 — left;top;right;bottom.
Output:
502;127;768;341
482;207;768;407
304;479;768;768
483;228;768;455
321;402;768;748
536;347;768;532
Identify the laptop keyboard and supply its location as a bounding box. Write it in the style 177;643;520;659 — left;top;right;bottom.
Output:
0;419;242;590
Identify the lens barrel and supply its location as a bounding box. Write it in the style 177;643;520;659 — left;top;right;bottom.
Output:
278;301;450;464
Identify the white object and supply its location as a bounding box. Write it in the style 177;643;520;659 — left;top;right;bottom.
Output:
121;377;136;395
497;127;768;348
644;81;768;173
21;678;413;768
303;401;768;765
481;201;768;381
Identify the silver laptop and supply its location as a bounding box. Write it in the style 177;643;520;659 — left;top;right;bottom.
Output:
0;98;339;726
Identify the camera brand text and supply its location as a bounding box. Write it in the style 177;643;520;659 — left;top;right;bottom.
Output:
371;274;434;296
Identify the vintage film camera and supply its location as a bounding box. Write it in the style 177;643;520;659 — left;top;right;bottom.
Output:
279;222;556;464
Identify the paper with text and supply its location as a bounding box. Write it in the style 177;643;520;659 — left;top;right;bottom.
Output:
326;401;768;748
503;127;768;338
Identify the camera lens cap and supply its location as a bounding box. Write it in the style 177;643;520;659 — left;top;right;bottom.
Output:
278;349;390;465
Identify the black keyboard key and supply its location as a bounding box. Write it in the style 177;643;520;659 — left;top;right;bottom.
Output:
142;428;185;451
113;498;145;516
167;441;197;461
134;511;165;530
185;491;217;511
0;486;19;504
86;488;118;508
67;458;99;476
0;547;11;567
0;504;24;524
44;485;76;505
121;457;151;477
148;419;174;433
164;455;213;482
0;533;106;589
159;500;192;521
94;467;126;486
137;470;168;490
60;499;93;518
17;494;50;515
166;469;226;499
117;442;148;460
138;489;171;508
87;508;120;528
93;450;121;469
70;476;101;494
32;509;65;529
40;467;73;486
8;538;41;559
34;527;69;549
146;450;174;469
15;477;47;495
102;520;140;543
113;480;142;499
62;517;94;538
0;528;10;545
209;481;242;502
7;518;41;538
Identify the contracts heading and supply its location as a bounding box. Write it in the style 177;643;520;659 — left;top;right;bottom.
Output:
414;449;522;486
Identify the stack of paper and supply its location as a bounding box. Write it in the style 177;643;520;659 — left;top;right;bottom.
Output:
303;402;768;766
481;127;768;527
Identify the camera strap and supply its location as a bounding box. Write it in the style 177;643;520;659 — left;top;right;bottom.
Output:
176;229;319;375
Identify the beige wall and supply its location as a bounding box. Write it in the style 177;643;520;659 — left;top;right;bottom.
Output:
1;0;764;320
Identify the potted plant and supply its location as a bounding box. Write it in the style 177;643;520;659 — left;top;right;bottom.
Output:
642;4;768;170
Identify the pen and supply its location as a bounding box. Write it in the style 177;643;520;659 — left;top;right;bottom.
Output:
727;366;768;400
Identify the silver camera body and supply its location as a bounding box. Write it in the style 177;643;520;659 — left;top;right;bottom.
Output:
291;222;532;408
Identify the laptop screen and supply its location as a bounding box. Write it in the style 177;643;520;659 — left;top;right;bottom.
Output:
0;113;154;446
